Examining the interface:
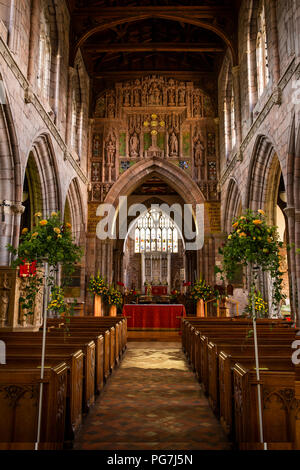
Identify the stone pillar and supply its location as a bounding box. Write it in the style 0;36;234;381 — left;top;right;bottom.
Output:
269;0;281;85
141;253;145;290
27;0;41;85
295;210;300;325
284;205;297;323
167;254;171;293
232;66;242;148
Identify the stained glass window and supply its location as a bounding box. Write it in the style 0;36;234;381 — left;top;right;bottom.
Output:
134;209;179;254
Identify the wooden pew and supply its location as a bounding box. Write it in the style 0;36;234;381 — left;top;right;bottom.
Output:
4;349;84;443
233;362;298;450
0;362;68;450
1;334;96;413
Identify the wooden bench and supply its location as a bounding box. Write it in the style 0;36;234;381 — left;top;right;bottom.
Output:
0;362;68;450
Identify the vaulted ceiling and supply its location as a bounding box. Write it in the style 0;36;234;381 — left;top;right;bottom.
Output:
66;0;241;104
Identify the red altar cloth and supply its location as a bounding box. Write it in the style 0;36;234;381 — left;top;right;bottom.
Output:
122;304;186;329
146;286;168;296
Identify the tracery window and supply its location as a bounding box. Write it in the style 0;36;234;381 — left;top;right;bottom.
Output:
256;4;269;97
134;210;178;254
37;8;51;101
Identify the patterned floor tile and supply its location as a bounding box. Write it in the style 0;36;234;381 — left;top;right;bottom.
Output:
73;342;231;450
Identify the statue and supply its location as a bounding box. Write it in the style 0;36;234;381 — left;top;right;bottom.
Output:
133;80;141;107
123;88;130;107
194;138;205;180
169;131;178;156
129;132;139;158
178;88;186;106
168;87;175;106
105;138;116;182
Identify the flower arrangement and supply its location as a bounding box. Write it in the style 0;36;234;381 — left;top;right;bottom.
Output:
190;279;216;302
170;289;179;303
216;209;285;307
104;286;123;306
88;274;108;297
244;290;269;318
8;212;83;315
47;285;76;317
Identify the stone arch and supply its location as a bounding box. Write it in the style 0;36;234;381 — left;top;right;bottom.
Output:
104;157;205;210
0;77;22;264
223;177;242;233
64;177;85;245
245;134;283;211
25;133;61;216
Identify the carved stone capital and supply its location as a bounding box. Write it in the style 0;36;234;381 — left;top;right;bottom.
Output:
284;206;295;218
10;203;25;215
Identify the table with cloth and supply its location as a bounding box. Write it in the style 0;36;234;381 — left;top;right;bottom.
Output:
122;304;186;329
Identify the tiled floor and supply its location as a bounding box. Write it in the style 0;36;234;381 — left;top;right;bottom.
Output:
73;342;231;450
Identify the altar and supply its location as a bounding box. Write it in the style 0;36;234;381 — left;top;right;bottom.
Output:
122;304;186;329
145;285;168;296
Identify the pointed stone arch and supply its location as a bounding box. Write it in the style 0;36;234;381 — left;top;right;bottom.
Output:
104;157;205;209
222;177;242;233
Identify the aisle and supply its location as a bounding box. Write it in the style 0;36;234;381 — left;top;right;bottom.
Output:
73;342;231;450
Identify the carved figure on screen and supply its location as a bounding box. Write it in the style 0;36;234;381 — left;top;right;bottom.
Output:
178;88;186;106
130;132;139;158
105;138;116;182
194;138;205;180
169;131;178;157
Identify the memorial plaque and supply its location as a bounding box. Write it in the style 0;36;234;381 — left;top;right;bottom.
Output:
205;202;221;233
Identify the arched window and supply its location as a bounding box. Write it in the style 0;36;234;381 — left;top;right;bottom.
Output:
134;209;179;254
37;7;51;101
256;4;269;97
230;88;236;148
224;74;236;157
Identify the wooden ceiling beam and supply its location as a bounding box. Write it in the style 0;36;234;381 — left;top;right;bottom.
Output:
84;43;224;53
71;6;233;18
94;70;215;80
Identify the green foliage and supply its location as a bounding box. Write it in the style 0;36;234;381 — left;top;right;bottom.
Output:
7;212;83;315
48;285;76;316
104;286;123;306
244;289;269;318
218;209;285;307
88;274;109;296
190;278;216;302
8;212;83;275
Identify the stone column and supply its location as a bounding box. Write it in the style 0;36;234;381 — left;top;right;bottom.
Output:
27;0;41;85
167;254;171;293
141;253;145;290
232;66;242;148
294;210;300;325
269;0;281;85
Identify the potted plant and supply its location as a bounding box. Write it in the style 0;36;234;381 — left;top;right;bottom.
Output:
7;211;82;448
104;286;123;316
88;274;108;317
190;278;216;317
216;208;285;448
